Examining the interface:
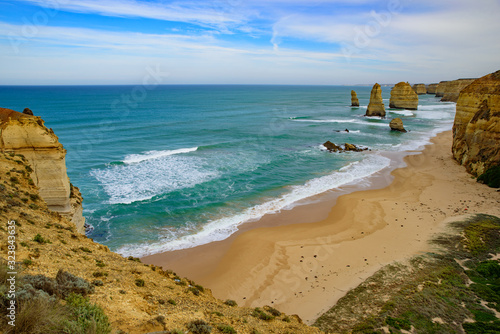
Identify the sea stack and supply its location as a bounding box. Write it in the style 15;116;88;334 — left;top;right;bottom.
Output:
426;84;438;94
389;118;407;132
366;83;386;117
351;90;360;107
412;83;427;95
0;107;85;233
452;70;500;176
441;78;476;102
435;81;449;97
389;82;418;110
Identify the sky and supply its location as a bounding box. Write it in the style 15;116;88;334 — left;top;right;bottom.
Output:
0;0;499;85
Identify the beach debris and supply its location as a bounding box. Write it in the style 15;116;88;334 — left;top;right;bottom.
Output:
322;141;369;153
389;118;407;133
366;83;386;117
351;90;359;107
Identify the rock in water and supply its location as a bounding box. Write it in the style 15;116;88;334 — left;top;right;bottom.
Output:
441;78;476;102
23;108;34;115
452;70;500;176
323;141;341;152
389;118;407;132
412;83;427;95
426;84;438;94
435;81;449;97
323;141;368;152
389;82;418;110
351;90;360;107
366;83;386;117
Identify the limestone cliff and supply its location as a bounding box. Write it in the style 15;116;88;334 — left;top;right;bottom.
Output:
426;83;438;94
0;107;85;233
351;90;360;107
389;118;407;132
389;82;418;110
452;70;500;176
412;83;427;95
441;79;476;102
435;81;449;97
366;83;386;117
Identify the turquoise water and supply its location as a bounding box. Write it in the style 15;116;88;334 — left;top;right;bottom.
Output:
0;85;455;256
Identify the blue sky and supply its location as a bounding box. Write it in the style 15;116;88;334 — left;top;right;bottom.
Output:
0;0;499;85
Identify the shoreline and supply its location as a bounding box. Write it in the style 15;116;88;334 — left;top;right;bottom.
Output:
143;130;500;323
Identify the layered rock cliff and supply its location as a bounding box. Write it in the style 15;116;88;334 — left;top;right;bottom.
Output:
412;83;427;95
435;81;449;97
366;83;386;117
426;83;438;94
389;82;418;110
441;78;476;102
452;70;500;176
351;90;360;107
0;107;85;233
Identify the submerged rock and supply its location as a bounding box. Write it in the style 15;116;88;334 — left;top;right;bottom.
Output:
389;118;407;133
366;83;386;117
351;90;360;107
389;82;418;110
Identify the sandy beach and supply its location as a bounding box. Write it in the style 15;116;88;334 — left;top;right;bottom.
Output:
143;130;500;324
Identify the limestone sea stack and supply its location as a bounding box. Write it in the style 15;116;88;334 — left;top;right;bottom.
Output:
389;82;418;110
351;90;360;107
452;70;500;176
0;107;85;233
412;83;427;95
441;78;476;102
389;118;407;132
366;83;386;117
426;84;438;94
435;81;449;97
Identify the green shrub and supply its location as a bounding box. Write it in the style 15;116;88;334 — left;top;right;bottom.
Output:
188;287;200;296
22;259;33;266
79;247;92;253
135;279;145;287
187;319;212;334
217;324;236;333
33;233;49;244
168;299;176;305
224;299;237;307
265;306;281;317
64;293;112;334
252;308;274;321
477;165;500;188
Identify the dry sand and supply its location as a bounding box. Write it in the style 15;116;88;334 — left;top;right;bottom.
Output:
143;131;500;324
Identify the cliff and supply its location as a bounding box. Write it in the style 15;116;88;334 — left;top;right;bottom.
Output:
435;81;449;97
389;82;418;110
0;107;85;233
412;83;427;95
351;90;360;107
426;83;438;94
0;152;322;333
366;83;386;117
441;78;476;102
452;70;500;176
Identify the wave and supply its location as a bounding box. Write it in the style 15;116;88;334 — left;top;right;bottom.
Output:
389;109;414;117
124;147;198;164
292;118;357;123
116;154;391;257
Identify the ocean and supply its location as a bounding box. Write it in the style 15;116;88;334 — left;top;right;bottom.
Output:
0;85;456;257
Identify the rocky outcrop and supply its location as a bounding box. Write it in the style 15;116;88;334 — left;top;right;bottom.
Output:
323;141;368;152
0;107;85;233
435;81;449;97
366;83;386;117
23;108;34;115
441;79;476;102
389;118;407;132
426;84;438;94
351;90;359;107
412;84;427;95
389;82;418;110
452;70;500;176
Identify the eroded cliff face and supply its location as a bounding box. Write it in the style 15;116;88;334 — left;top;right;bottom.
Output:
0;107;85;233
452;71;500;176
366;83;386;117
435;81;449;97
426;84;438;94
389;82;418;110
412;83;427;95
441;79;476;102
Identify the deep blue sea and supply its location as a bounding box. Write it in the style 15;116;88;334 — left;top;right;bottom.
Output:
0;85;455;256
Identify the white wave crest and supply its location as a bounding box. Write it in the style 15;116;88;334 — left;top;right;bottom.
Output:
124;147;198;164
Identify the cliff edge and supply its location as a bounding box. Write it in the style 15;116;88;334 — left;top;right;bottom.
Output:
0;107;85;233
452;70;500;176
